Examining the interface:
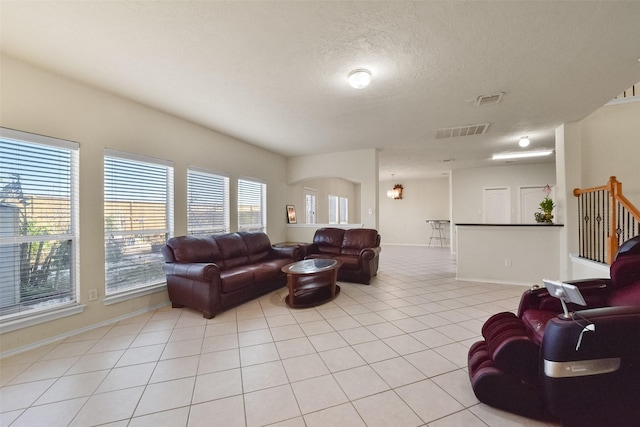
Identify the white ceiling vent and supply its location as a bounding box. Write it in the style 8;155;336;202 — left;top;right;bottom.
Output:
434;123;489;139
475;92;505;106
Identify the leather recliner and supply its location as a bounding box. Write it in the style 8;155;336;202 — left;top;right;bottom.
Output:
303;227;381;285
468;235;640;426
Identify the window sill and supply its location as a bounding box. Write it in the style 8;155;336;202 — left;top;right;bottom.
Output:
0;304;86;334
103;283;167;306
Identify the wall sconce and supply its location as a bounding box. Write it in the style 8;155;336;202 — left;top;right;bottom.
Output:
387;184;403;199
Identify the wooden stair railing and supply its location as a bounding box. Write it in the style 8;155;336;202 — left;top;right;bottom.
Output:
573;176;640;264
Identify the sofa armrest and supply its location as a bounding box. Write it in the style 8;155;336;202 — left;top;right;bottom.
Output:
359;246;381;260
300;243;318;256
518;278;612;317
162;262;220;282
270;245;305;261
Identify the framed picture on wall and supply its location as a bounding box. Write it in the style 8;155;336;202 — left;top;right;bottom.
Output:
286;205;297;224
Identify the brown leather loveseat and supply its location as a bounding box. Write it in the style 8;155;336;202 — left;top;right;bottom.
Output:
303;227;381;285
162;232;303;318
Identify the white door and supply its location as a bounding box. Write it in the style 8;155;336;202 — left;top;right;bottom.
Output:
483;187;510;224
520;186;545;223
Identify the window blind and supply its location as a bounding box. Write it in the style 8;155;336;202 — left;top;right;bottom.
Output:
0;128;78;318
238;178;266;232
104;151;173;295
305;193;316;224
340;196;349;224
187;168;229;235
328;195;338;224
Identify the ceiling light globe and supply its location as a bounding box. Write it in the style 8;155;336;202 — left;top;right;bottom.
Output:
348;69;371;89
519;137;530;147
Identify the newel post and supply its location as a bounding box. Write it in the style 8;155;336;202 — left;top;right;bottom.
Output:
607;176;621;264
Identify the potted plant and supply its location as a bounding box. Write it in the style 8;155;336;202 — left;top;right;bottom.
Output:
535;185;555;223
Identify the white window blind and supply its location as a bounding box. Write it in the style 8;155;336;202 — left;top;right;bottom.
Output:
305;193;316;224
104;151;173;295
187;168;229;235
328;195;338;224
0;128;78;319
238;178;266;232
339;196;349;224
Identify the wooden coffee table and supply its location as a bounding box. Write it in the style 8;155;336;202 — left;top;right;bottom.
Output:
282;259;342;308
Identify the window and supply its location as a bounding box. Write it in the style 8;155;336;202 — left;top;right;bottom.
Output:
304;188;317;224
339;196;348;224
329;195;338;224
104;150;173;295
187;168;229;235
238;178;266;232
328;195;348;224
0;128;79;320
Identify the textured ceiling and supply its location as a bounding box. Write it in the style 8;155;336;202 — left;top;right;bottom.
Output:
2;1;640;180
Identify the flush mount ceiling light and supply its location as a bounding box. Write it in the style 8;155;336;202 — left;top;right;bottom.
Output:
348;69;371;89
518;136;530;147
492;150;553;160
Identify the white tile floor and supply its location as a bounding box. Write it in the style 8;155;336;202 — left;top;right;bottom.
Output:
0;245;561;427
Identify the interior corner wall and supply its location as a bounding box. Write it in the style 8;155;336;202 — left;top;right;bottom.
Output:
0;55;288;354
286;149;379;229
555;122;582;279
286;177;359;224
379;177;450;245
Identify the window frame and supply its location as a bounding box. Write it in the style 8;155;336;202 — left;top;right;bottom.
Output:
237;177;267;233
103;149;174;299
0;127;81;328
304;187;317;225
187;167;230;236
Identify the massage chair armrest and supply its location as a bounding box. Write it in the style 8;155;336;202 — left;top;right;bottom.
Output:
162;262;221;282
543;305;640;365
517;278;612;317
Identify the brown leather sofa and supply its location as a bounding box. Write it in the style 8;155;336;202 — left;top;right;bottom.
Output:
303;227;381;285
162;232;303;318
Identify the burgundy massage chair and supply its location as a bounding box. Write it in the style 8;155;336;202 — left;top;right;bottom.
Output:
468;235;640;426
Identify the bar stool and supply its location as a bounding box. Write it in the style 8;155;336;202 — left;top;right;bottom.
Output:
427;220;447;247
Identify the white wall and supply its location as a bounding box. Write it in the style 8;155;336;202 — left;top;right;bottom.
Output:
0;55;288;354
559;100;640;279
456;225;560;285
379;177;450;245
580;101;640;205
452;163;557;224
286;149;379;231
286;177;360;224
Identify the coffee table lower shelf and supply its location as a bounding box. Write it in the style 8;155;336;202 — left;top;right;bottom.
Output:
285;284;341;308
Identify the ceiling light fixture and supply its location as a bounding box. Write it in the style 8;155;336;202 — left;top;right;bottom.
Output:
518;136;530;147
348;69;371;89
492;150;553;160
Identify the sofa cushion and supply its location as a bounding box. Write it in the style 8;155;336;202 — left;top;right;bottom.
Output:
215;233;250;269
313;228;345;255
250;259;290;283
240;231;273;263
341;229;379;256
333;254;360;270
220;267;254;293
166;235;224;266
